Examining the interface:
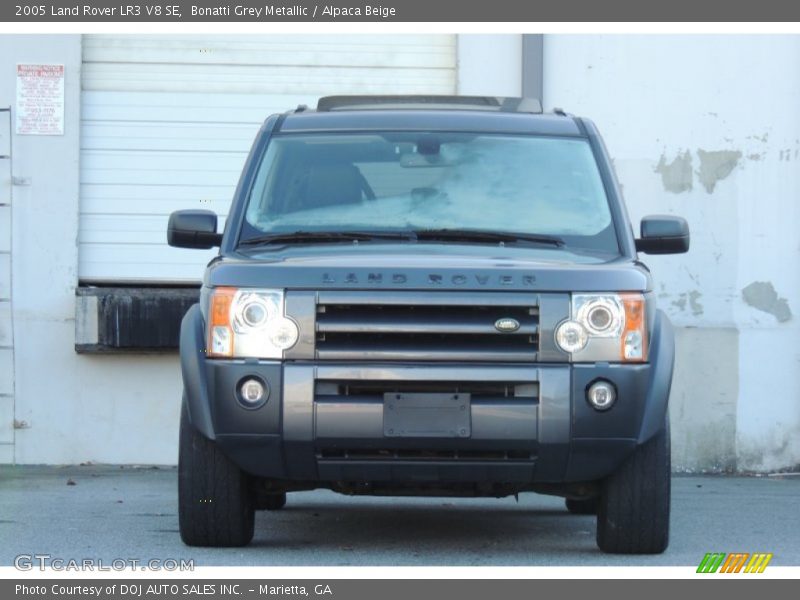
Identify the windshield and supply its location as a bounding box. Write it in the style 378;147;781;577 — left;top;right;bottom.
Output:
242;132;618;253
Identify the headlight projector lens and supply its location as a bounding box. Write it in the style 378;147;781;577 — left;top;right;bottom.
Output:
587;380;617;411
241;300;269;327
576;296;624;336
587;305;613;331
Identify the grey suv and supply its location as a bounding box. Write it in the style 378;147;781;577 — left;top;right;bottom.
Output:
168;96;689;554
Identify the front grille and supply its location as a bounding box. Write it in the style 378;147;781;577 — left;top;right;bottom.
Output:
315;379;539;402
315;291;539;361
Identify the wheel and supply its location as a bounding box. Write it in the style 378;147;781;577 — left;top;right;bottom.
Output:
261;493;287;511
178;402;255;547
565;497;599;515
596;418;670;554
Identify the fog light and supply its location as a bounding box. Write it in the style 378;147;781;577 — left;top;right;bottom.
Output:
238;377;268;408
587;380;616;411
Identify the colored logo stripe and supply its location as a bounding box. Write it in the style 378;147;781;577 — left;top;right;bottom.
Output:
697;553;726;573
720;553;749;573
697;552;772;573
744;553;773;573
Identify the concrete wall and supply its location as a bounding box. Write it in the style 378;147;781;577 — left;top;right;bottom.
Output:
457;35;522;96
544;35;800;472
0;35;182;465
0;103;12;463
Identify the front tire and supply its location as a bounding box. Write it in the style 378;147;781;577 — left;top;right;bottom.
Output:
178;402;255;547
596;419;670;554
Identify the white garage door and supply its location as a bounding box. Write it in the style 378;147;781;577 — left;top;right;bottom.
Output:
79;34;457;283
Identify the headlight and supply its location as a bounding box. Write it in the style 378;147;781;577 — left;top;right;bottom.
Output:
207;287;298;358
576;296;624;336
555;293;647;362
555;320;589;354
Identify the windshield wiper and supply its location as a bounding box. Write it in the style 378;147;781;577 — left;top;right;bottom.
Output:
238;230;417;247
415;228;564;247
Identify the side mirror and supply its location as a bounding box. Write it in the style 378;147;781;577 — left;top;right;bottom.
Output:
635;215;690;255
167;210;222;249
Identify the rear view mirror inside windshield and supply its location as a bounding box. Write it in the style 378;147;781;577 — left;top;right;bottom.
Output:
400;136;460;168
400;153;452;168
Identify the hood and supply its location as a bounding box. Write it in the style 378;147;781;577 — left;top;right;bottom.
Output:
205;243;651;292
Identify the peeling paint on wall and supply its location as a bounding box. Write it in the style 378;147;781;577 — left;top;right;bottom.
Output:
688;290;704;316
671;295;687;312
742;281;792;322
668;291;704;316
654;150;693;193
696;149;742;193
747;132;770;143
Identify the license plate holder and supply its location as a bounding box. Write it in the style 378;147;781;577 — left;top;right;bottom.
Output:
383;392;471;438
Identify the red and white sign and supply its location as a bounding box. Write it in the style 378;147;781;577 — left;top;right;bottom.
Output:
16;64;65;136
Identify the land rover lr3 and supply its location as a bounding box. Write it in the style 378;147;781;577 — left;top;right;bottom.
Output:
168;96;690;554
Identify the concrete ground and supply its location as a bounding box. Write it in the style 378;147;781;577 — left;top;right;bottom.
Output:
0;466;798;566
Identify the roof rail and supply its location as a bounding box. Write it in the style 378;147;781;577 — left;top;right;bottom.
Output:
316;95;543;114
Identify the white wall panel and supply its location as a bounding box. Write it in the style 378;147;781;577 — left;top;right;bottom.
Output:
0;206;10;253
84;64;457;95
0;160;10;205
0;254;9;300
0;348;12;395
80;35;457;282
82;35;456;70
0;395;12;445
0;110;9;157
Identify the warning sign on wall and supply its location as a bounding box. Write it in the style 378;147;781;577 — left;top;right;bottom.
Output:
16;64;65;136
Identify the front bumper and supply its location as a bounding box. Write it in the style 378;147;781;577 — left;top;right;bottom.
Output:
200;360;652;485
180;306;675;487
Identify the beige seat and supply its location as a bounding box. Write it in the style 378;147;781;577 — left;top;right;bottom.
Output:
296;164;365;211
